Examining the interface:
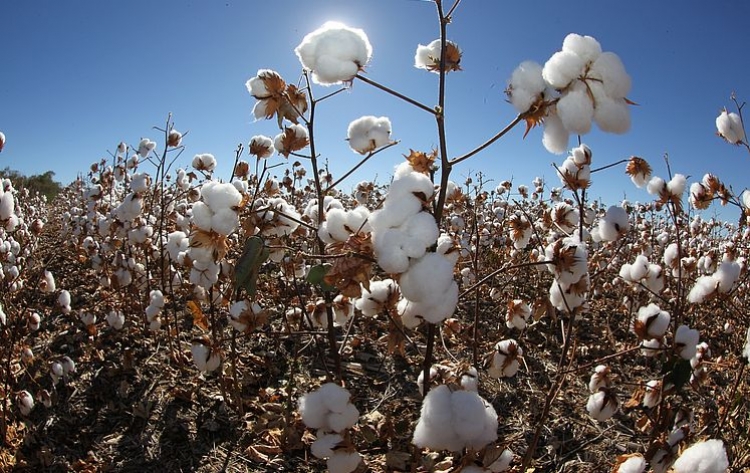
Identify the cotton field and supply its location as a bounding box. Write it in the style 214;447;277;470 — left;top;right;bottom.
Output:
2;4;749;473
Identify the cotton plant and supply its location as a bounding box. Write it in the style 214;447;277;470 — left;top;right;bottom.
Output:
506;33;632;153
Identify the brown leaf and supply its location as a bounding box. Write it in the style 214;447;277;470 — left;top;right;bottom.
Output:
187;300;209;332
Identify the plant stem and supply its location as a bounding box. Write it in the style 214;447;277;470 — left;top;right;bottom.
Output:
355;74;436;115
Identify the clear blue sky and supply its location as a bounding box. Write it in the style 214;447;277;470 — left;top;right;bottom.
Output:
2;0;749;219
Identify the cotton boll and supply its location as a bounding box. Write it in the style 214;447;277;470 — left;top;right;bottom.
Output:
594;96;631;133
634;303;670;339
588;365;612;393
542;112;569;154
106;310;125;330
299;390;328;430
211;208;240;236
310;433;343;459
419;280;459;324
450;390;498;449
556;85;594;134
61;356;76;376
598;206;629;241
507;61;545;112
672;439;728;473
412;385;461;451
318;208;351;243
586;389;618;421
647;176;666;196
399;253;455;303
328;403;360;433
714;260;740;293
50;361;64;385
17;390;34;416
675;325;700;360
687;275;717;304
562;33;602;63
615;454;646;473
543;50;585;89
295;21;372;85
716;110;745;144
629;255;650;281
347;116;392;154
590;52;631;99
667;174;687;197
327;451;362;473
192;153;217;173
643;379;662;408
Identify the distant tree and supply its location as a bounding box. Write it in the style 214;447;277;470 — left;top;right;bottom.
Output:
0;167;62;201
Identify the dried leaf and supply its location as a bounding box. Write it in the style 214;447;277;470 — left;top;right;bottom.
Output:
187;300;209;332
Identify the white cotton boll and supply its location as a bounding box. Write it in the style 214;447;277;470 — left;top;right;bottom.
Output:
543;50;585;89
295;21;372;85
61;356;76;376
667;174;687;196
636;303;670;339
542;112;569;154
17;390;34;416
0;192;14;220
192;153;217;173
399;253;454;303
630;255;650;281
327;451;362;473
299;390;328;430
51;361;64;385
647;176;666;196
687;275;717;304
450;390;498;450
586;390;617;421
714;260;740;293
106;310;125;330
202;181;242;211
319;208;351;243
191;202;213;231
507;61;545;112
58;290;71;308
28;312;41;331
420;280;459;324
594;96;631;133
589;365;611;393
41;270;56;292
460;367;479;392
387;170;435;202
310;433;343;459
130;173;151;194
643;379;662;408
590;52;631;98
672;439;728;473
412;386;461;452
211;208;240;236
556;86;594;134
328;403;360;433
191;340;220;372
641;337;663;357
347;116;392;155
716;110;745;144
616;455;647;473
372;229;410;274
402;211;439;251
675;325;700;360
414;39;440;70
598;206;629;241
562;33;602;63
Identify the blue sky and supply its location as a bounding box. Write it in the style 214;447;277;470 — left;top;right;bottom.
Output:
2;1;749;219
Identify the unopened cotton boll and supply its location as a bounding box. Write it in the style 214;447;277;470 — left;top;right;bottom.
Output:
295;21;372;85
347;116;392;155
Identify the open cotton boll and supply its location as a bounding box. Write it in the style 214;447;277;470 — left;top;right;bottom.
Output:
675;325;700;360
688;275;717;304
586;389;618;421
489;339;522;378
137;138;156;158
715;109;745;144
562;33;602;63
556;84;594;135
310;433;343;459
450;390;499;449
41;270;56;293
543;50;585;89
295;21;372;85
542;112;569;154
589;365;612;393
647;176;666;196
667;174;687;197
593;95;631;133
615;454;646;473
106;310;125;330
210;208;240;236
318;208;351;243
589;52;631;99
347;116;392;155
201;181;242;211
507;61;545;113
0;192;15;220
413;385;462;451
634;303;670;339
192;153;217;173
672;439;728;473
598;205;629;241
714;260;740;293
58;290;71;308
327;451;362;473
399;253;455;303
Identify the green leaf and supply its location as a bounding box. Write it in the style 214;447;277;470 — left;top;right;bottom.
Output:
233;236;269;297
306;263;336;292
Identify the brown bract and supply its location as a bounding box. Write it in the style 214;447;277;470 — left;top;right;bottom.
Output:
190;228;229;261
427;42;462;73
405;149;437;174
324;233;374;298
277;127;309;157
625;156;651;182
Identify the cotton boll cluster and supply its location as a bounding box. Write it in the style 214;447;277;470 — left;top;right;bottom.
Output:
299;383;363;472
295;21;372;85
191;181;242;237
398;253;459;325
412;384;498;452
191;336;221;372
687;258;741;303
145;290;165;331
414;39;462;73
488;339;523;378
370;162;440;274
672;439;728;473
507;34;631;153
346;116;392;155
715;109;745;144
